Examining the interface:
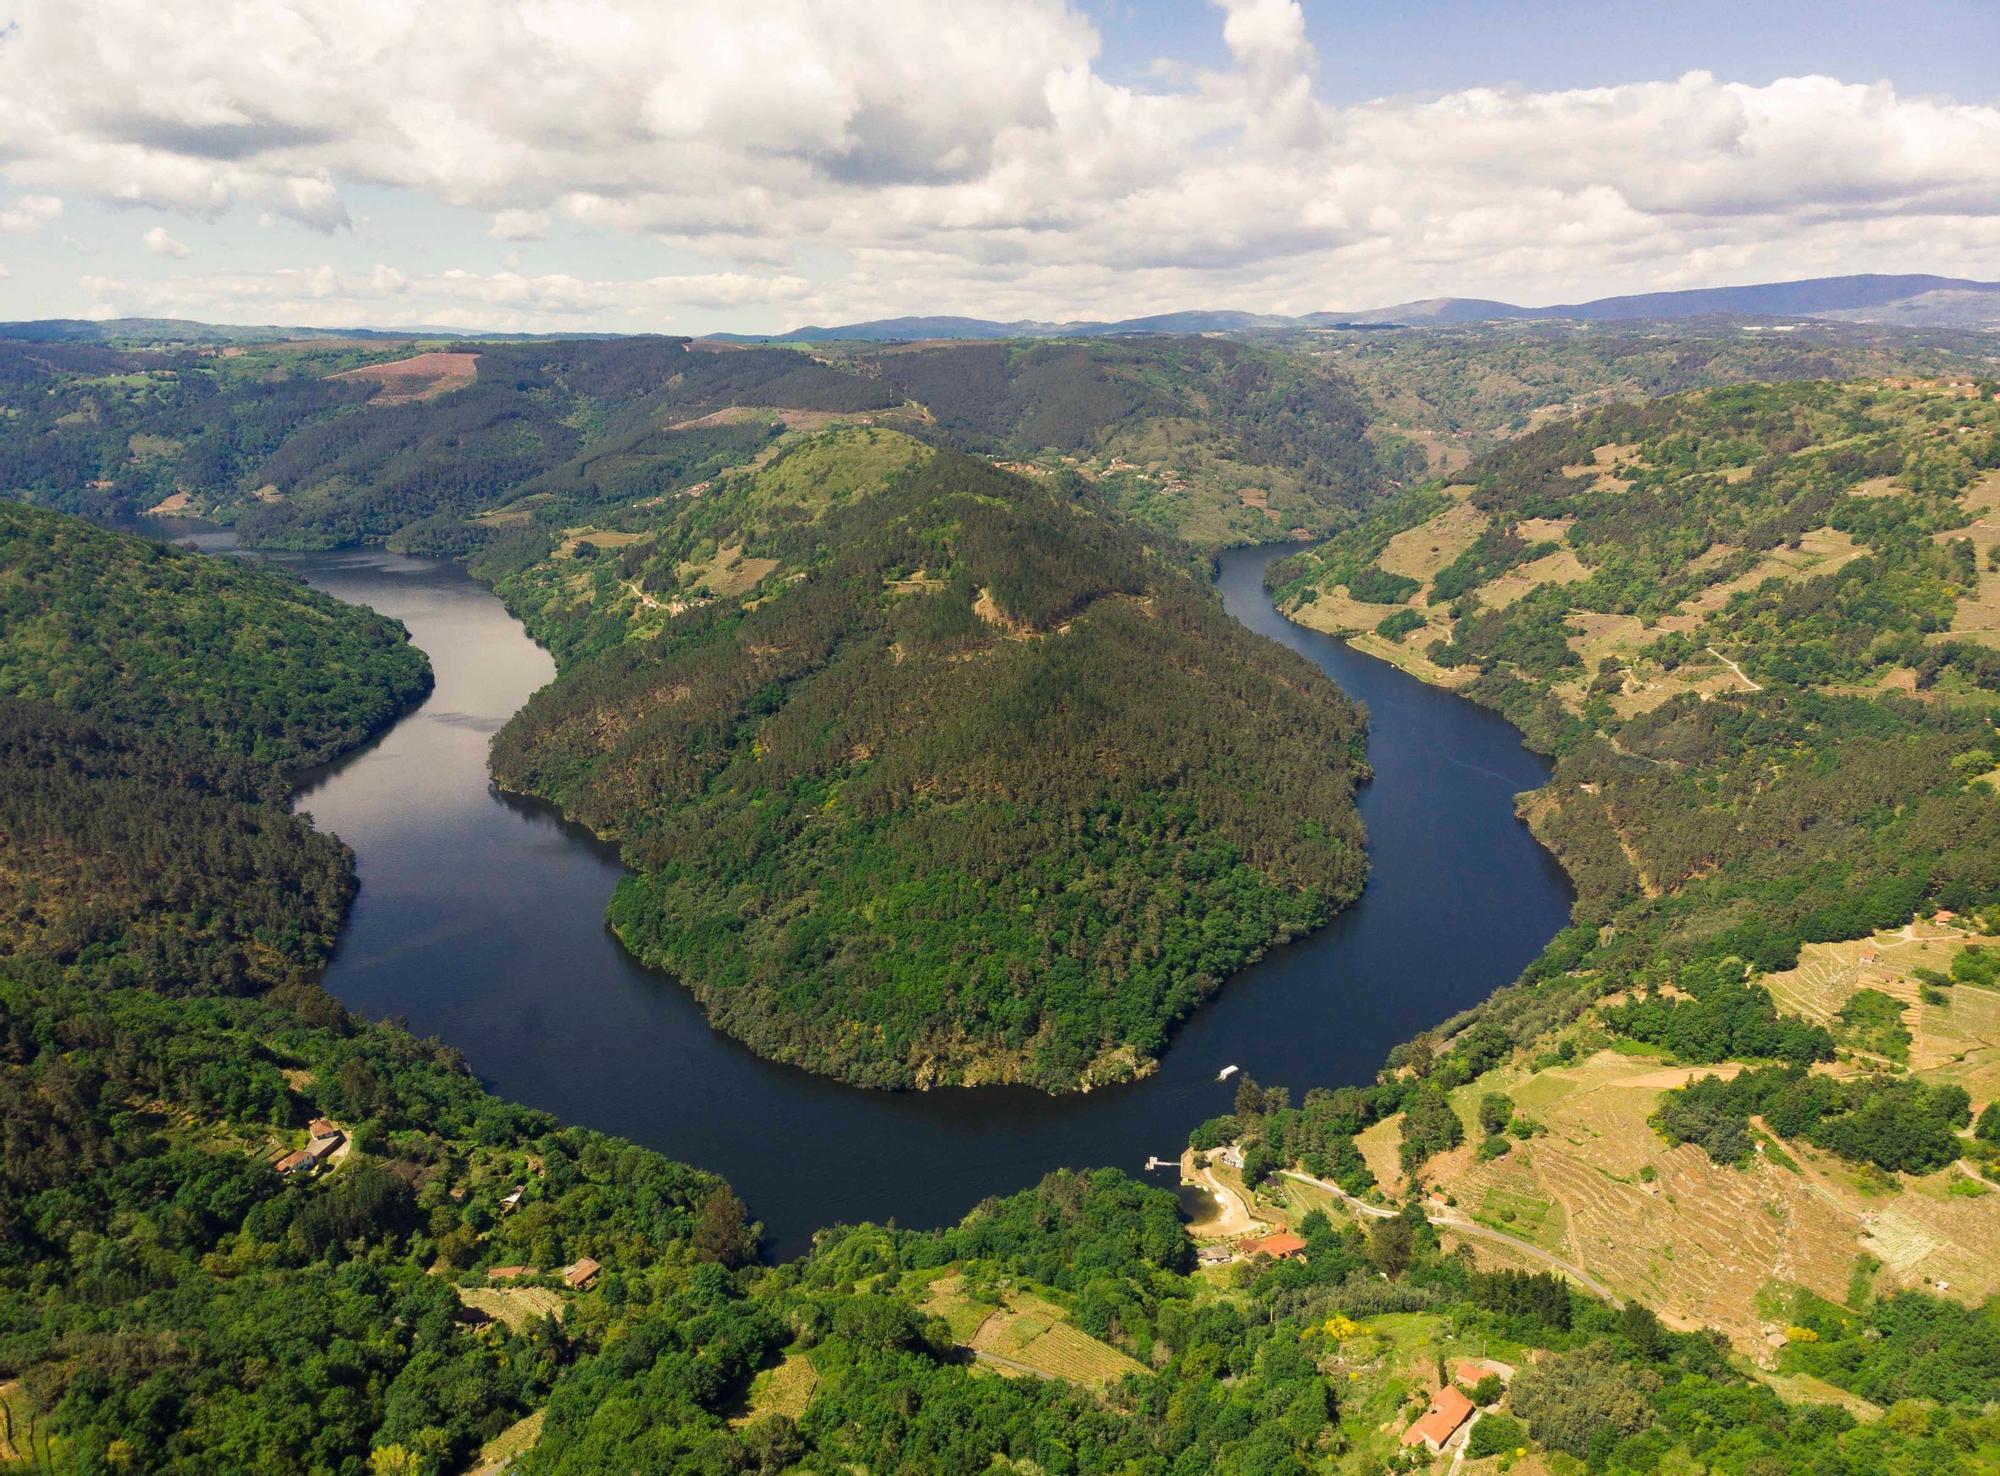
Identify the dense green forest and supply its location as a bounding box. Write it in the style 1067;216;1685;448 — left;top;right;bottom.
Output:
0;502;430;768
489;430;1370;1090
840;337;1402;544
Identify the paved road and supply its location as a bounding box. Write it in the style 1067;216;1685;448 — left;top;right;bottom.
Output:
1278;1169;1625;1307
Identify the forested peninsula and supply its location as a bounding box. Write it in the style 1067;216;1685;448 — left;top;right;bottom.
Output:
488;430;1370;1090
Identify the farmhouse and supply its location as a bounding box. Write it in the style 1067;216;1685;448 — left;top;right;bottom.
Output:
562;1257;601;1289
1401;1385;1475;1454
274;1149;313;1175
1456;1357;1516;1389
1236;1230;1308;1261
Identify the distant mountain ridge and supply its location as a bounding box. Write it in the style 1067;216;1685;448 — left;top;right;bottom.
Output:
725;273;2000;342
4;274;1997;346
0;317;621;345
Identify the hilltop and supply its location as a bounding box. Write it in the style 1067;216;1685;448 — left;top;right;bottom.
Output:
485;426;1370;1090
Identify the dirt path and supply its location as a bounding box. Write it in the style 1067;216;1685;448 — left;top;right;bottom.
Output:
1279;1169;1625;1306
1955;1160;2000;1192
1707;646;1763;693
622;578;668;612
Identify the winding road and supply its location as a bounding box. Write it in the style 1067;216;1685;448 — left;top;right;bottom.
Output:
1278;1169;1625;1306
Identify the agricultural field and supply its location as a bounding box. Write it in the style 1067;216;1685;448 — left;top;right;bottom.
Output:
1430;1022;2000;1351
456;1283;566;1333
921;1276;1148;1389
730;1353;819;1428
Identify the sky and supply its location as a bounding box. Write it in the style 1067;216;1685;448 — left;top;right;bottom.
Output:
1;0;1997;334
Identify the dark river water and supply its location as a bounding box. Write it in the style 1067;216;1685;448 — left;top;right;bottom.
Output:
238;538;1571;1257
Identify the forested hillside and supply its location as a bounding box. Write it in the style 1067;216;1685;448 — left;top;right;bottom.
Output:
1320;321;1984;472
1252;375;2000;1358
0;330;1410;554
489;429;1369;1090
844;336;1399;545
0;502;430;767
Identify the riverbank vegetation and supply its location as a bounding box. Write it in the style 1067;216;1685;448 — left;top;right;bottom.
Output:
489;430;1370;1090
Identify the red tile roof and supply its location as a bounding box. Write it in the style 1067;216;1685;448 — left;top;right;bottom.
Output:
1238;1230;1308;1260
1401;1385;1475;1451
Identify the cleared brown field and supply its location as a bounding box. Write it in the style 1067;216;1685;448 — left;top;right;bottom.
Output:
1437;1042;2000;1351
1480;546;1589;610
677;543;779;598
468;1409;544;1475
328;351;479;403
1941;471;2000;646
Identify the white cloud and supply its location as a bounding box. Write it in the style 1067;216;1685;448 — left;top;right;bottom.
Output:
0;194;62;232
489;207;548;242
3;2;1998;328
71;263;814;331
0;263;10;279
142;224;190;257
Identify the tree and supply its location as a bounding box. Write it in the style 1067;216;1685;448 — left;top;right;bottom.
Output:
1241;1139;1280;1188
1479;1092;1514;1135
1367;1215;1414;1278
1509;1341;1657;1458
1399;1088;1465;1171
1976;1103;2000;1144
694;1185;757;1267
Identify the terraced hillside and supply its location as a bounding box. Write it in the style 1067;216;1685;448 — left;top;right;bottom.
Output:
488;427;1370;1091
1260;376;2000;1342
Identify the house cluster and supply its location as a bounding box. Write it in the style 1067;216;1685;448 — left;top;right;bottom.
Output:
482;1257;600;1290
274;1117;344;1176
1399;1358;1516;1456
1197;1228;1309;1268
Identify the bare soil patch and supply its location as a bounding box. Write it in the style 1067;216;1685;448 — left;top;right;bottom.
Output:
329;351;479;403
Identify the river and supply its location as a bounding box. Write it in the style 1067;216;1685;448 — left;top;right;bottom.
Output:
248;538;1572;1257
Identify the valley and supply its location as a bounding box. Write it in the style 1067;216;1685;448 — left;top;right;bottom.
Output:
4;322;2000;1475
